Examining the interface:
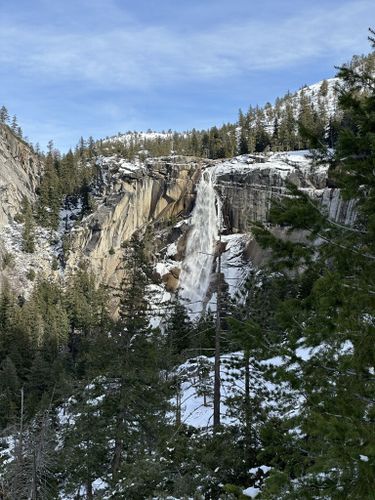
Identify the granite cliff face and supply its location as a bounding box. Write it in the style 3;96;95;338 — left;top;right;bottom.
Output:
64;152;356;302
156;152;356;308
0;125;356;308
65;156;204;288
0;126;47;296
0;124;43;227
214;152;355;232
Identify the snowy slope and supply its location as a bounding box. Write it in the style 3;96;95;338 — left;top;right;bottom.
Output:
262;77;340;134
215;150;325;179
103;130;174;145
286;77;339;118
175;337;355;431
174;351;298;429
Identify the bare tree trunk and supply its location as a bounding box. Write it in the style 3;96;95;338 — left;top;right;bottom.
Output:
213;236;221;431
111;433;124;478
176;384;181;427
111;407;126;477
86;479;93;500
16;387;25;467
244;350;252;456
31;449;37;500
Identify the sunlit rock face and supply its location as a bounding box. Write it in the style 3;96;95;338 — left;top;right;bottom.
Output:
0;135;357;313
66;156;205;290
0;124;44;227
0;126;46;296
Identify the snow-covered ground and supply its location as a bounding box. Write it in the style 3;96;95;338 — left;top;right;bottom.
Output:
103;130;174;145
262;77;340;135
174;350;297;429
220;234;253;297
214;150;327;180
174;335;355;431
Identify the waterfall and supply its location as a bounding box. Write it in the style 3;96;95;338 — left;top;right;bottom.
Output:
179;168;220;311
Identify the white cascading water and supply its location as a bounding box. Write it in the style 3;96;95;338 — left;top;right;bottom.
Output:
179;168;220;311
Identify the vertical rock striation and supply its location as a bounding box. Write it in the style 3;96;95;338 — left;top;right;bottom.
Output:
66;156;204;290
0;125;44;227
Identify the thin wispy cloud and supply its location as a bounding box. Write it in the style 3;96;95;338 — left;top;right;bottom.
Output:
0;0;373;90
1;0;374;150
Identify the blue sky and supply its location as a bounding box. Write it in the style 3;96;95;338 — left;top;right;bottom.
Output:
1;0;374;151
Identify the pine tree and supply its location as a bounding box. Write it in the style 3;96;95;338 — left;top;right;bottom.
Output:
239;130;249;155
319;79;329;97
257;32;375;498
10;115;18;133
59;149;76;196
0;105;9;124
254;109;271;152
164;298;193;357
87;136;96;157
20;197;36;253
278;100;297;150
60;382;109;500
100;234;172;483
297;90;315;149
36;149;62;230
0;356;20;428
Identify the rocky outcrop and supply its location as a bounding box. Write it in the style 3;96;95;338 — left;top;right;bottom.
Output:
0;125;44;227
0;136;356;310
161;152;357;310
0;137;359;321
214;153;355;232
0;223;61;298
66;156;204;288
71;152;355;310
0;126;47;296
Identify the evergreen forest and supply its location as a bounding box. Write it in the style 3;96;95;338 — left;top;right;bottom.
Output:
0;29;374;500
